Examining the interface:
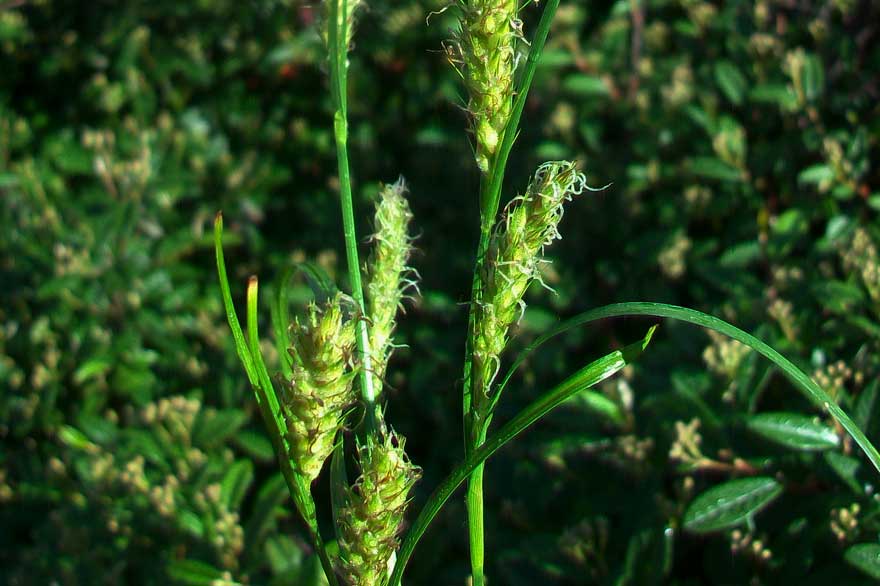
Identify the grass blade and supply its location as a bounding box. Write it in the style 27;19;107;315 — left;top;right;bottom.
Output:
247;276;288;438
215;215;339;586
497;301;880;474
214;213;258;387
389;326;656;585
328;0;379;432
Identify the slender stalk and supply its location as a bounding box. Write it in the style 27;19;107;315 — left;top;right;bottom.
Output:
328;0;378;434
464;435;487;585
462;1;561;582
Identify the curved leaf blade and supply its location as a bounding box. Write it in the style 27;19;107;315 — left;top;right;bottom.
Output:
214;213;258;387
497;302;880;474
388;326;656;585
683;477;783;534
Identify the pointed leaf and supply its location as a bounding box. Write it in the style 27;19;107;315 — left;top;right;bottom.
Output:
233;429;275;462
265;534;305;575
846;543;880;580
244;474;289;555
193;408;248;449
714;61;746;105
221;460;255;509
214;213;258;386
825;452;863;494
683;477;782;534
271;266;296;380
562;74;609;97
688;157;745;182
167;560;224;586
855;379;879;431
745;412;840;451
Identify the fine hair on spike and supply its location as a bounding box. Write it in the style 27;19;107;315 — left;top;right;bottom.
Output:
280;294;359;483
364;178;418;398
470;160;588;412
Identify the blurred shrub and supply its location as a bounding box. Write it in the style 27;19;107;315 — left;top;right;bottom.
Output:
480;1;880;584
1;0;879;584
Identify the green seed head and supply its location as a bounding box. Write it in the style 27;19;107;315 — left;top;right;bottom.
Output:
280;294;357;483
472;161;587;411
450;0;521;173
337;432;421;586
365;178;416;395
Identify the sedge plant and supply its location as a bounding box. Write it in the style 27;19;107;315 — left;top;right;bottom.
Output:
213;0;880;584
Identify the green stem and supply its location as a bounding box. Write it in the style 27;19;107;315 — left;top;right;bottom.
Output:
328;0;378;434
465;439;487;586
462;1;561;582
334;113;378;432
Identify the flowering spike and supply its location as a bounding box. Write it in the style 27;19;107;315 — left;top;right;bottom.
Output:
472;161;588;413
365;179;416;395
337;432;421;586
450;0;521;173
280;294;358;483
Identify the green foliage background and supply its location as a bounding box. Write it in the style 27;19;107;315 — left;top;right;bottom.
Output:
2;0;879;584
